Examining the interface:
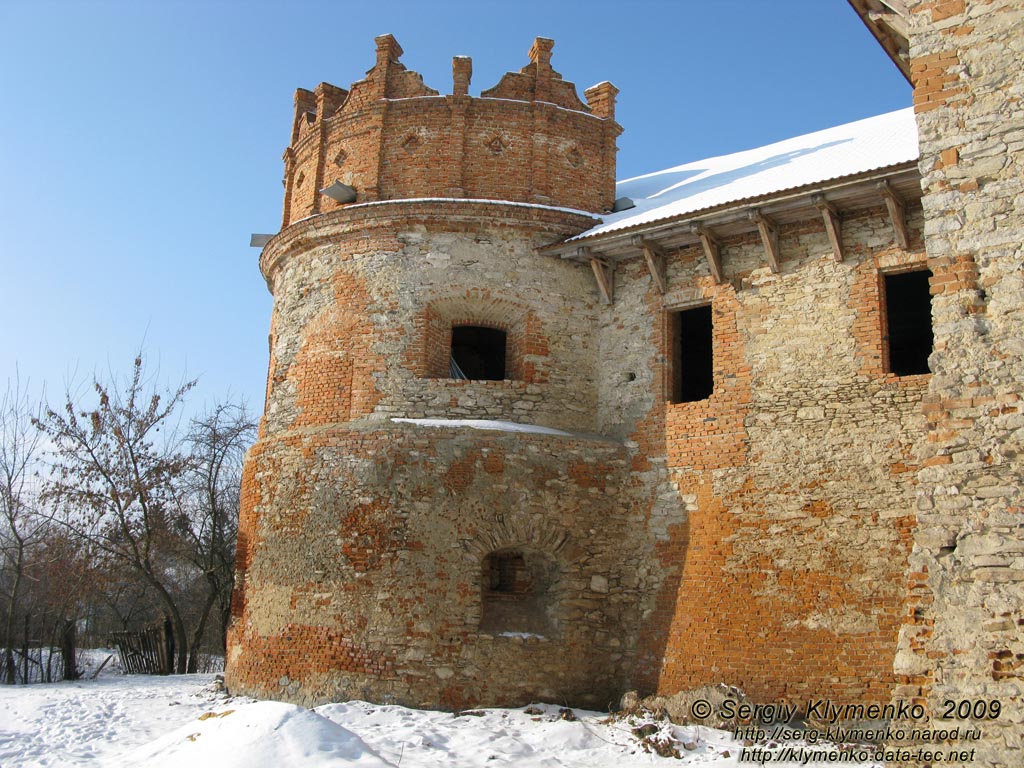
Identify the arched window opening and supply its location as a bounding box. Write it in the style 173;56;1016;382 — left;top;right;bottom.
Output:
451;326;507;381
480;548;558;636
488;551;529;594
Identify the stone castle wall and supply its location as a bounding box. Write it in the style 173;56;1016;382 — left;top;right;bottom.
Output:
603;204;943;705
892;1;1024;763
229;191;942;710
229;422;657;709
256;202;602;435
227;25;1021;727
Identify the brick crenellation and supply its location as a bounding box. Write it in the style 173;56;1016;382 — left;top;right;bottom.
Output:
280;35;621;228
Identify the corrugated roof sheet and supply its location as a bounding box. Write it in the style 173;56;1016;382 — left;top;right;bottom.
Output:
574;107;918;240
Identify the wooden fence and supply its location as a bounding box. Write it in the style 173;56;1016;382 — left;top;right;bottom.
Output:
109;620;173;675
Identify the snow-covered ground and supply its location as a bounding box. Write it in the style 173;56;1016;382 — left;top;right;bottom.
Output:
0;671;226;766
0;652;882;767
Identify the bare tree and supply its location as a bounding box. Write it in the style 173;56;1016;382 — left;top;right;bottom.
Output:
90;560;164;636
177;403;255;670
0;376;46;683
23;526;94;681
36;357;196;673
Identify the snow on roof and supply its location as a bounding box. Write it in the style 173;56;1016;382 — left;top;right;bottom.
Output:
576;107;918;240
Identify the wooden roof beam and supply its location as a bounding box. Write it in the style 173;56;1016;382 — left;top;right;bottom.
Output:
633;235;668;294
692;223;723;284
878;180;909;250
879;0;910;13
537;162;920;260
869;8;909;39
813;195;844;262
581;247;614;304
847;0;912;83
749;209;781;274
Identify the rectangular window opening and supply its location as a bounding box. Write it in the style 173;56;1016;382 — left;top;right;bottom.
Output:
884;269;933;376
451;325;507;381
670;305;714;404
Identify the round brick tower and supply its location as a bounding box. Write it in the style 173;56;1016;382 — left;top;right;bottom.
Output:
225;36;656;710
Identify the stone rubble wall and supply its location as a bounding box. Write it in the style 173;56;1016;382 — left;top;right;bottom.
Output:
231;192;952;712
616;205;937;705
257;202;604;437
226;422;663;709
892;2;1024;764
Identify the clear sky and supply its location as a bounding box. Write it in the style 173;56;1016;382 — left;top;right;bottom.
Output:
0;0;910;416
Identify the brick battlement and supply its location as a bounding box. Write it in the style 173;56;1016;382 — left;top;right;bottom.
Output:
280;35;621;227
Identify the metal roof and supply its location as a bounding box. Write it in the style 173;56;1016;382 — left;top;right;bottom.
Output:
571;107;919;242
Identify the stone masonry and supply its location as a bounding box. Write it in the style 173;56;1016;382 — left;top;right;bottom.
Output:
881;2;1024;765
227;21;1022;756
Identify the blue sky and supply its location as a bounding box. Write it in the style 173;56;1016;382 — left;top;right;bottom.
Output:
0;0;909;416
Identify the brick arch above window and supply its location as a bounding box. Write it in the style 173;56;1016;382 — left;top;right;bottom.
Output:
408;293;550;383
450;325;507;380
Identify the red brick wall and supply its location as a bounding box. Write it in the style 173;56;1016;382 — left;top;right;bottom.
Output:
626;211;931;707
280;35;620;227
407;295;548;383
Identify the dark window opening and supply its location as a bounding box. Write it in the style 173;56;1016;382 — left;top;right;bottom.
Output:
884;270;933;376
451;326;506;381
486;551;530;595
480;549;557;636
671;305;714;403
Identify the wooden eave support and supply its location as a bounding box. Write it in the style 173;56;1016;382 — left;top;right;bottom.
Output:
813;195;844;263
868;8;909;39
579;247;614;304
590;257;615;305
849;0;912;83
692;224;724;284
749;210;781;274
878;180;909;250
633;235;668;294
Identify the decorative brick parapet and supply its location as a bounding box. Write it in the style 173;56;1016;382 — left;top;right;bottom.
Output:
280;36;621;227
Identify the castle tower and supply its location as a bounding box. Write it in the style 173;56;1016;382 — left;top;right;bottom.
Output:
225;37;646;709
227;29;962;717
